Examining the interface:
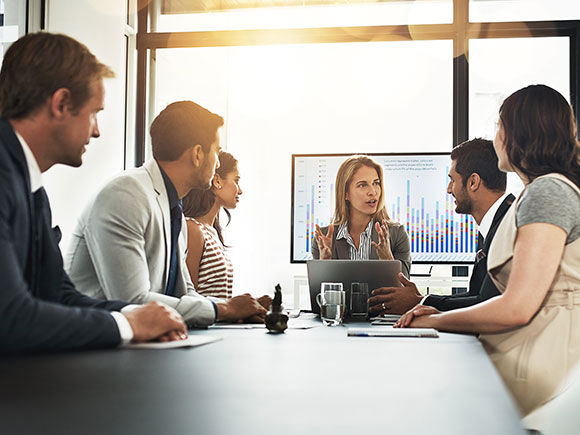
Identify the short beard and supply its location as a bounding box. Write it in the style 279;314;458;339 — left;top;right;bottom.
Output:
454;187;473;215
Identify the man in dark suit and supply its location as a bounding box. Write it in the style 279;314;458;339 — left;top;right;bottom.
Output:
368;138;515;315
0;32;186;353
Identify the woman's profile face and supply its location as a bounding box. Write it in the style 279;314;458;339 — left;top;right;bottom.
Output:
345;165;381;218
493;120;511;172
215;166;242;210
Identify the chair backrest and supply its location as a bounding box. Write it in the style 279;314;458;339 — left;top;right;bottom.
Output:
522;361;580;434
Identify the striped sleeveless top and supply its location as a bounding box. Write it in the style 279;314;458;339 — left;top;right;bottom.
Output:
189;218;234;299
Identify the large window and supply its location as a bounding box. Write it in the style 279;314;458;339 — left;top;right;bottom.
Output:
469;36;570;139
156;0;453;32
138;0;580;301
154;40;453;155
470;0;580;23
0;0;27;62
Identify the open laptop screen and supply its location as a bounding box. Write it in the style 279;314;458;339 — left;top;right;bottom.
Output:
307;259;401;314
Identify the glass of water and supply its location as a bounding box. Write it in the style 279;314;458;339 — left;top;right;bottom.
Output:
316;282;346;326
350;282;369;318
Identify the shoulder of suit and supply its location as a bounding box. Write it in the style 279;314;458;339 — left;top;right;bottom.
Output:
85;167;152;214
100;167;151;195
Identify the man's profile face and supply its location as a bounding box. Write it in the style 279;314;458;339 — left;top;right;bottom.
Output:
447;161;473;215
52;79;104;168
195;132;221;190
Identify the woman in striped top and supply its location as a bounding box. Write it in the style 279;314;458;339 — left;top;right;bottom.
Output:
182;152;239;299
182;152;271;308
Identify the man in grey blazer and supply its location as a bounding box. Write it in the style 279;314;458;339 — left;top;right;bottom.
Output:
66;101;266;326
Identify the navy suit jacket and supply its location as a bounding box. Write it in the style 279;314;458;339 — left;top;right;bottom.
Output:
0;119;128;353
423;194;515;311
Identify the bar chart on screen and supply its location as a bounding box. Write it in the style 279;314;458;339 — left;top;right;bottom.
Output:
292;153;477;263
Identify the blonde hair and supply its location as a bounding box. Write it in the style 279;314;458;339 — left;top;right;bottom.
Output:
332;155;391;226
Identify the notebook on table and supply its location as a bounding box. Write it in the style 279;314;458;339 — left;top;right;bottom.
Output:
306;259;402;315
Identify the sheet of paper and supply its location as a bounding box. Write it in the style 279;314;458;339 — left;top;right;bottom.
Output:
209;317;319;330
126;335;222;349
347;327;439;338
209;324;265;329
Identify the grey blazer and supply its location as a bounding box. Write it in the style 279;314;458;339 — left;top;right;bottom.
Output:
64;159;216;326
311;222;411;277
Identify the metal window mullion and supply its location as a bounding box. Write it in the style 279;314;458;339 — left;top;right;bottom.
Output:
135;0;149;166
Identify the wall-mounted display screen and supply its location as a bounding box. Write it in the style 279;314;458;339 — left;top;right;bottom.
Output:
292;153;481;264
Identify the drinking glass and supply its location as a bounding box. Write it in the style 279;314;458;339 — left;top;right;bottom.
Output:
350;282;369;318
316;282;346;326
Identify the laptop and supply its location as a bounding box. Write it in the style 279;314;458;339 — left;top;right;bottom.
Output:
306;259;402;315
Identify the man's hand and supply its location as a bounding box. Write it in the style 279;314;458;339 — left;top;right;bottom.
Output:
257;294;273;310
368;272;423;315
123;302;187;343
314;224;333;260
216;293;267;323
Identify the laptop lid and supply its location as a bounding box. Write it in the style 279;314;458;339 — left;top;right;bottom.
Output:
306;259;402;314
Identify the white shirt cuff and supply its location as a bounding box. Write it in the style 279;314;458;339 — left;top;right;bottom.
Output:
110;311;134;346
120;304;141;313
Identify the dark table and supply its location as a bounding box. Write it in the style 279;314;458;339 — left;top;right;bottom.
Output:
0;318;526;435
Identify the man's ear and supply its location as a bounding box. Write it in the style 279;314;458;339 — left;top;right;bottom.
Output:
49;88;72;119
190;144;204;168
468;173;482;192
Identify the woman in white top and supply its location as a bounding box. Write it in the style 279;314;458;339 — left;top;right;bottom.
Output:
182;152;271;308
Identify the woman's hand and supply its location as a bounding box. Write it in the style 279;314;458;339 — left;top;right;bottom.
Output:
394;305;441;328
372;219;394;260
314;224;334;260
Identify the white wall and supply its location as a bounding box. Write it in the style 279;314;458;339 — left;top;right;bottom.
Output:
43;0;129;249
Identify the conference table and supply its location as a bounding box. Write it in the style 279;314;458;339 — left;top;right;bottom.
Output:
0;316;526;435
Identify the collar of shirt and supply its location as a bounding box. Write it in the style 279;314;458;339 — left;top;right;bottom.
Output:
15;131;43;193
478;192;510;240
157;161;179;210
335;219;374;243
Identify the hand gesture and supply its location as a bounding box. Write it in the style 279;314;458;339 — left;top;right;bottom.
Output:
367;273;423;315
124;301;188;343
372;219;394;260
314;223;334;260
394;304;441;328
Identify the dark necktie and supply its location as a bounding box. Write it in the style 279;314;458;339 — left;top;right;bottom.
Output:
166;200;183;296
475;231;486;263
30;188;47;295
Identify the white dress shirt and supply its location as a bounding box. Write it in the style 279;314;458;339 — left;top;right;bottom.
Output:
15;131;134;345
477;192;511;241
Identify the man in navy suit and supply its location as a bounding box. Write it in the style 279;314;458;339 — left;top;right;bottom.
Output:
0;32;186;353
368;138;515;315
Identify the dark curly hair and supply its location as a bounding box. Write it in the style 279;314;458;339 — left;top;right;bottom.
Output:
182;151;238;245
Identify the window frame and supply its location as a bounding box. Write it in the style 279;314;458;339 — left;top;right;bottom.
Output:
134;0;580;166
